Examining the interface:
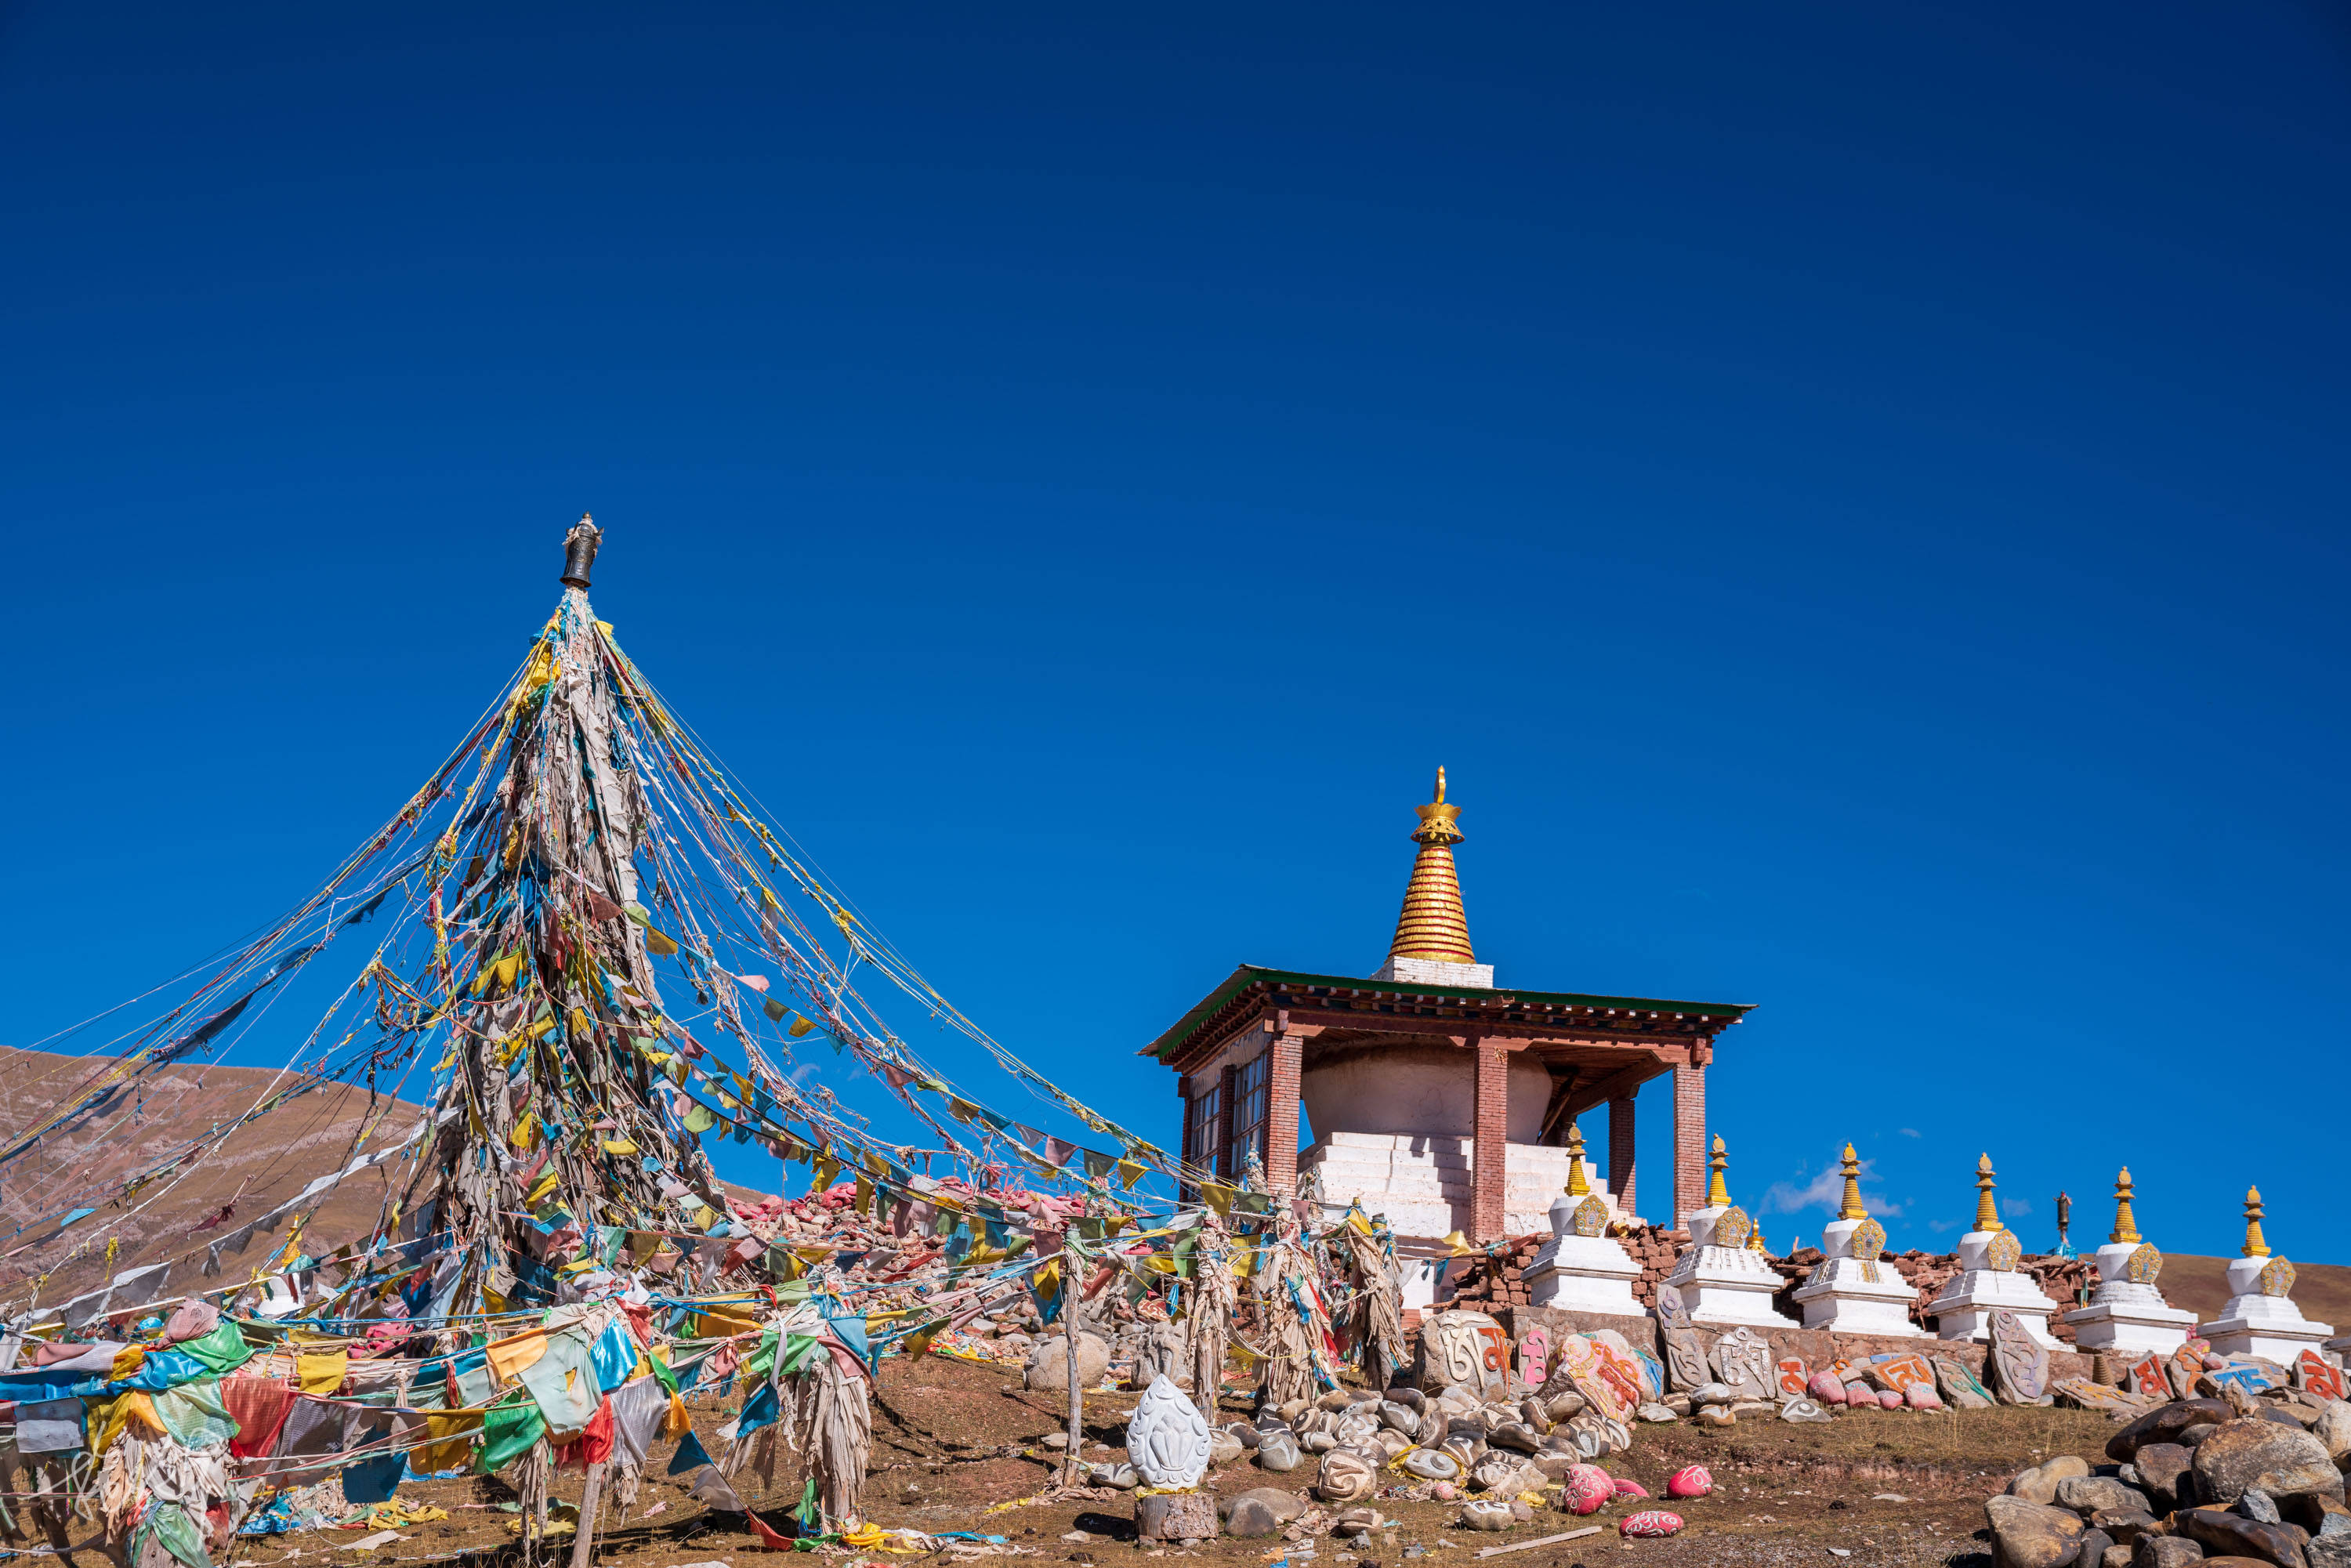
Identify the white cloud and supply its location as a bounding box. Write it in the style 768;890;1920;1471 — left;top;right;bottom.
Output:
1760;1158;1903;1219
1899;1128;1922;1138
1928;1217;1959;1233
2005;1197;2033;1218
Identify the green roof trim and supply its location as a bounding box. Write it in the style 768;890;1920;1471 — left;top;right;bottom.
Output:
1143;965;1754;1062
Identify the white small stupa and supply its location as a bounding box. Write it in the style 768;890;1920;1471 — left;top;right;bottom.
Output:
1926;1153;2061;1348
2059;1168;2197;1353
2198;1186;2335;1362
1523;1123;1642;1315
1659;1136;1798;1328
1790;1143;1922;1337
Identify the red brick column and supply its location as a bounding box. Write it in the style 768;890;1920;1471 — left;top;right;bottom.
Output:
1608;1094;1638;1219
1672;1063;1706;1229
1179;1085;1199;1202
1471;1036;1509;1242
1214;1063;1237;1181
1264;1033;1304;1196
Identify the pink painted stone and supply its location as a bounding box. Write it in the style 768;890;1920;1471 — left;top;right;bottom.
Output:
1430;1482;1456;1501
1619;1511;1683;1539
1904;1382;1945;1411
1562;1465;1613;1516
1808;1371;1848;1405
1665;1465;1712;1501
1613;1479;1650;1499
1844;1382;1876;1406
1876;1388;1904;1410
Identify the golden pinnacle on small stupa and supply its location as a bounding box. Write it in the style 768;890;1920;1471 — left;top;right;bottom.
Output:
1386;767;1474;965
2242;1186;2269;1258
1707;1135;1731;1208
1837;1142;1866;1222
1563;1123;1592;1197
1748;1223;1766;1255
2110;1168;2140;1245
1973;1153;2004;1233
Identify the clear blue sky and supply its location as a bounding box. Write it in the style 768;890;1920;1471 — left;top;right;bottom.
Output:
4;3;2347;1262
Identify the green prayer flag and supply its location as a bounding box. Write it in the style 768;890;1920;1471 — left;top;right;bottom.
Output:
476;1400;547;1472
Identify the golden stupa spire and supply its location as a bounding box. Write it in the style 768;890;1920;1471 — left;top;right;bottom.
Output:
1837;1143;1866;1222
1973;1153;2003;1233
2110;1168;2140;1245
1386;768;1474;964
1563;1123;1592;1197
1706;1135;1730;1208
2242;1186;2269;1258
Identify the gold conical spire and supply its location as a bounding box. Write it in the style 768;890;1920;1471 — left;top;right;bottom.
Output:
1837;1143;1866;1222
1973;1153;2003;1233
2242;1186;2269;1258
1563;1123;1592;1197
2110;1168;2140;1245
1706;1135;1730;1208
1386;768;1474;964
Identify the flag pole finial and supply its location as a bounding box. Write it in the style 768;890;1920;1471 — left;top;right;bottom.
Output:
561;512;602;589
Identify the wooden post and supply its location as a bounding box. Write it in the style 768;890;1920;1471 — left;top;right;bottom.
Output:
1060;1241;1083;1484
569;1459;606;1568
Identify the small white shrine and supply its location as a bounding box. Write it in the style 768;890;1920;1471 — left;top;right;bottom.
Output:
1659;1137;1799;1328
1790;1143;1922;1337
1926;1153;2061;1347
1523;1124;1642;1315
2059;1169;2197;1353
2198;1187;2335;1361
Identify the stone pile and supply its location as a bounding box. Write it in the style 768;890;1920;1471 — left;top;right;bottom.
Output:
1984;1382;2351;1568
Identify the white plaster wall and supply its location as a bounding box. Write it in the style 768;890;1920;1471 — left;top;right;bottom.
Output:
1299;1046;1552;1143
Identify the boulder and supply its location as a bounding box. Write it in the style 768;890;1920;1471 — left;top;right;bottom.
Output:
2314;1538;2351;1568
2135;1444;2193;1512
2175;1505;2311;1565
2282;1494;2351;1539
2193;1420;2345;1506
2314;1404;2351;1465
1023;1332;1112;1392
2059;1476;2156;1518
2090;1508;2157;1545
1219;1488;1302;1525
2012;1455;2093;1506
2113;1402;2237;1461
1636;1403;1679;1424
1459;1501;1515;1531
1207;1430;1245;1467
2075;1528;2117;1568
1255;1430;1302;1473
1222;1498;1281;1538
1317;1448;1377;1505
2240;1490;2283;1525
2132;1537;2206;1568
1983;1495;2088;1568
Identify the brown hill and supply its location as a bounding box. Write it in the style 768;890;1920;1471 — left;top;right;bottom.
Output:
0;1045;429;1309
0;1046;782;1316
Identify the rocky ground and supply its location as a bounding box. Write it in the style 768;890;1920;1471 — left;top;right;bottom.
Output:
223;1353;2148;1568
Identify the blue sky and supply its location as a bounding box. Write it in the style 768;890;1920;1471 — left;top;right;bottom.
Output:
3;2;2347;1262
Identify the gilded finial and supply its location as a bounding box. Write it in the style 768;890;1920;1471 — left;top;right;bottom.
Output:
2110;1168;2139;1245
2242;1186;2269;1258
1973;1153;2003;1233
1386;767;1474;964
1563;1123;1591;1197
1837;1142;1866;1222
1748;1222;1766;1255
1706;1135;1730;1208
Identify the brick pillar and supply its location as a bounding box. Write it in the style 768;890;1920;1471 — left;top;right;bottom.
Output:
1179;1084;1201;1203
1672;1063;1706;1229
1265;1033;1304;1196
1608;1094;1638;1220
1214;1063;1238;1182
1471;1037;1509;1242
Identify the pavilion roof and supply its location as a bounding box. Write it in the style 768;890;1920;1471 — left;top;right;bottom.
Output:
1140;964;1753;1066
